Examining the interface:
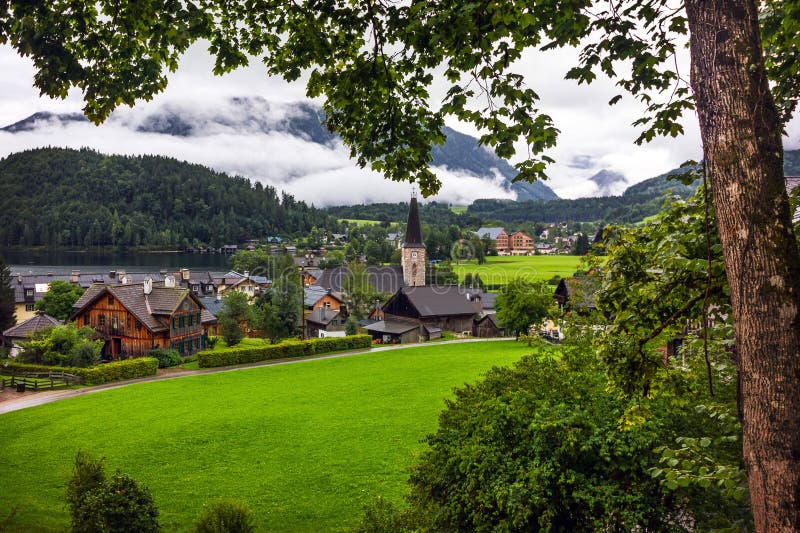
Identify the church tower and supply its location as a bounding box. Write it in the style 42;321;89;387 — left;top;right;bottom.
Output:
402;192;426;287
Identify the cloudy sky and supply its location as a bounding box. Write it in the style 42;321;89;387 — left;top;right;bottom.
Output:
1;41;799;205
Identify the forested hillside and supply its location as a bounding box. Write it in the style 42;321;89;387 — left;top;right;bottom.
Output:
0;148;335;248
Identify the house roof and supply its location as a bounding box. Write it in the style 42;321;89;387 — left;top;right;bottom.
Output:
313;266;405;295
198;296;224;317
3;312;62;339
303;285;343;308
475;227;506;240
386;286;479;318
475;313;500;327
305;309;340;326
366;320;419;335
403;196;425;247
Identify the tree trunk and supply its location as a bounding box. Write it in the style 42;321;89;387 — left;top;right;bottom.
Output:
685;1;800;530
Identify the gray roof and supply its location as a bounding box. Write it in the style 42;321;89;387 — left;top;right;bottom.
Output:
3;312;62;339
313;266;404;295
386;286;479;318
304;285;342;308
475;227;505;240
199;297;224;317
9;271;166;304
404;196;425;247
305;309;340;326
366;320;419;335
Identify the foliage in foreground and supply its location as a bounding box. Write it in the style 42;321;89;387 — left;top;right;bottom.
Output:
365;338;749;532
194;500;255;533
66;451;160;533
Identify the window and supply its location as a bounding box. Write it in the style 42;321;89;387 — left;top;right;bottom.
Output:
188;314;194;326
172;317;177;329
179;316;185;328
196;338;200;350
98;315;106;327
24;288;33;298
25;304;34;312
136;320;142;331
108;295;115;306
83;315;89;326
179;341;184;354
197;312;201;323
127;317;132;329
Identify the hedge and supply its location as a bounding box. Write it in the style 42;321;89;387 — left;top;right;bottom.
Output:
198;335;372;368
2;358;159;385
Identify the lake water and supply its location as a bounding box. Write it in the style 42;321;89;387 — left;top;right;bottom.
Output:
3;249;231;275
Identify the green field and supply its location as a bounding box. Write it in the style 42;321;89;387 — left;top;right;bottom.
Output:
337;218;383;226
453;255;589;286
449;206;467;214
0;341;528;532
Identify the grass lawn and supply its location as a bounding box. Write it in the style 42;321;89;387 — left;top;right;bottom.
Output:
453;255;591;286
449;206;467;214
0;341;529;532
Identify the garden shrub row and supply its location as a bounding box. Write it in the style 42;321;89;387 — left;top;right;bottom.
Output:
198;335;372;368
3;357;158;385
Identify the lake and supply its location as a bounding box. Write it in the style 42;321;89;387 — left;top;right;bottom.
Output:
3;249;231;275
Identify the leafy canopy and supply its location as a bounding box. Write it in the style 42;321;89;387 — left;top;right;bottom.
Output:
34;280;84;321
5;2;797;195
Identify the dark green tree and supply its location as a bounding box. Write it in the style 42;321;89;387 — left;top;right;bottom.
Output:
341;262;379;320
495;278;552;338
217;292;252;347
254;274;301;344
34;280;84;321
572;233;590;256
0;256;14;333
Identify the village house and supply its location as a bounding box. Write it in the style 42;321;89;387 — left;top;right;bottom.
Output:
475;227;509;254
214;271;271;299
508;230;535;255
2;311;62;357
71;277;217;359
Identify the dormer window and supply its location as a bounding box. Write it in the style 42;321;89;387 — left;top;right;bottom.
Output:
24;288;33;298
108;295;115;306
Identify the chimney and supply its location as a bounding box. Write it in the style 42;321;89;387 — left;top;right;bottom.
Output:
47;271;53;277
244;271;250;279
164;275;176;288
17;274;22;284
143;278;153;295
70;270;80;283
117;270;126;281
181;268;190;281
109;270;116;279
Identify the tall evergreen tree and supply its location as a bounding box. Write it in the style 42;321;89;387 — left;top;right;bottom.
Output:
0;256;15;332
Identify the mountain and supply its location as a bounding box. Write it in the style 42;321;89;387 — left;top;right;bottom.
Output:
0;147;335;248
1;98;559;203
588;169;627;196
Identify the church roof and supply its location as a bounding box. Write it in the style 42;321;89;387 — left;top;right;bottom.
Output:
403;196;425;248
385;286;479;318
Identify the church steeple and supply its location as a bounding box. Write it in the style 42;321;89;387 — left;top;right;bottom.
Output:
403;192;424;248
402;192;426;286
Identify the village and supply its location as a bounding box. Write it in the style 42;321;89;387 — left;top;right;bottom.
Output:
2;195;594;361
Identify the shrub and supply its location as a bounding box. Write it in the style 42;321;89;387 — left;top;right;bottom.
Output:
194;500;255;533
66;451;160;533
197;335;372;368
4;357;158;385
206;336;219;350
148;348;181;368
352;497;405;533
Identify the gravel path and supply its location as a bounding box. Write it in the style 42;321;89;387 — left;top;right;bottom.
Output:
0;338;514;415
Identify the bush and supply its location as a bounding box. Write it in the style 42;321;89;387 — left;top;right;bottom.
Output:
148;348;181;368
4;357;158;385
197;335;372;368
66;451;160;533
352;497;405;533
194;500;255;533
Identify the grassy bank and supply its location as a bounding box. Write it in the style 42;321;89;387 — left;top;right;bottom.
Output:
0;341;528;531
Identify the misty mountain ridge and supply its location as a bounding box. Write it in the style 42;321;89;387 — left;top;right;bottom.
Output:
1;97;559;202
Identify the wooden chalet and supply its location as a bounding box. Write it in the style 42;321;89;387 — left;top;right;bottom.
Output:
71;278;217;359
366;286;479;343
2;311;62;357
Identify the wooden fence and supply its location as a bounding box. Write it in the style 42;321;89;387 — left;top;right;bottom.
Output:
1;371;81;392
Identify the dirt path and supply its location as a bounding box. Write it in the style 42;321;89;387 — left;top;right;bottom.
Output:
0;338;514;415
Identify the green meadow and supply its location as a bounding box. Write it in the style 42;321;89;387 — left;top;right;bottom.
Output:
453;255;589;286
0;341;528;532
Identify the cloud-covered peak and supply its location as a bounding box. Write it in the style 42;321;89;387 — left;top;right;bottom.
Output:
0;96;562;206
